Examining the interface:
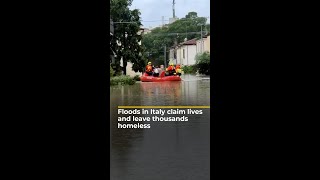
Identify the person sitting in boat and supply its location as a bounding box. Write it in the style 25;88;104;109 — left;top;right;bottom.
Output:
153;66;159;77
166;63;176;76
145;62;154;76
175;64;182;76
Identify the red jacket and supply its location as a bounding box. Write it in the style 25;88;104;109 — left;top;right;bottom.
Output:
167;65;175;71
146;65;153;72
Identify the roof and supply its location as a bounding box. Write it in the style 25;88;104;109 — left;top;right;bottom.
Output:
203;32;210;38
169;38;197;49
180;38;197;45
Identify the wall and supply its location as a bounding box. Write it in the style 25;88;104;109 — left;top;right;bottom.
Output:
196;39;202;54
186;45;197;65
196;37;209;54
204;35;210;53
120;59;143;77
176;48;182;65
126;62;142;77
179;45;197;66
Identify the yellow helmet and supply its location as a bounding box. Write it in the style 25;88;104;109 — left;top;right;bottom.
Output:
170;63;174;66
148;62;151;65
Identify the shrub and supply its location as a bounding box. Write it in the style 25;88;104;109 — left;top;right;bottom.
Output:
110;65;115;77
195;51;210;75
110;78;118;85
133;75;141;81
182;65;197;74
110;75;136;86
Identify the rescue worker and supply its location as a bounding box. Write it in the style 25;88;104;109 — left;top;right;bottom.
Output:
175;64;182;76
166;62;176;76
145;62;154;76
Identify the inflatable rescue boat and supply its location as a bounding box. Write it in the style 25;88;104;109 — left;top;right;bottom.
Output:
140;72;181;82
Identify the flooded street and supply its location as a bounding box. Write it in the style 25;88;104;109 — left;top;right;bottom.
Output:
110;74;210;180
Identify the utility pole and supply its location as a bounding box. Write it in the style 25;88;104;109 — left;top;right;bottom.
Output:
164;45;167;68
173;0;176;18
123;30;127;75
162;16;164;27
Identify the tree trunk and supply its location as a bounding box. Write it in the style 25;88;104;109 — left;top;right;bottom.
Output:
123;60;127;75
123;30;127;75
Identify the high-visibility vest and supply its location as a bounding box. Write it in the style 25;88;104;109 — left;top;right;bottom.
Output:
146;65;152;72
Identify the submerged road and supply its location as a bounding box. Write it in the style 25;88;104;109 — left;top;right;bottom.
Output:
110;74;210;180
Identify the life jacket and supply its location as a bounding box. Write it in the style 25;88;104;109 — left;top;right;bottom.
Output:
146;65;152;72
167;65;174;71
175;65;181;73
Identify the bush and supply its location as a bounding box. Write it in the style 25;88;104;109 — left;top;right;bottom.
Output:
110;65;115;77
182;65;197;74
133;75;141;81
110;75;136;86
110;78;118;85
195;51;210;75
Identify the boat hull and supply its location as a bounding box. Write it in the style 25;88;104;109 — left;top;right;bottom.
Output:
140;73;181;82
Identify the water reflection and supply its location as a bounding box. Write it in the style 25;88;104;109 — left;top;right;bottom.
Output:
110;75;210;180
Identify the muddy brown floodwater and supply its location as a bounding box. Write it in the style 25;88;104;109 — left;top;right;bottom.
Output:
110;74;210;180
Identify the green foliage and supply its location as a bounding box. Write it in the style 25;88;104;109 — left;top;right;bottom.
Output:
110;65;115;77
195;51;210;75
110;63;123;76
110;0;146;75
182;65;197;74
133;75;141;81
185;12;198;19
141;11;210;65
110;75;136;86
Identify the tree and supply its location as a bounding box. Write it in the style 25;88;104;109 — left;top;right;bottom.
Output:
185;12;198;19
195;51;210;75
141;11;209;66
110;0;146;75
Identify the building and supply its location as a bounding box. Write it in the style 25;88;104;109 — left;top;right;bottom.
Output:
175;38;197;66
141;27;151;34
204;34;210;53
196;34;210;54
169;33;211;66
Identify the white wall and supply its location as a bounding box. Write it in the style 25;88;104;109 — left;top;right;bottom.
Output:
196;38;207;54
196;39;202;53
126;62;142;77
176;48;182;65
120;59;142;77
181;45;197;66
204;35;210;53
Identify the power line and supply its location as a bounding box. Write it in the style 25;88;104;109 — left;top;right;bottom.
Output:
144;31;207;36
113;16;210;23
113;22;138;24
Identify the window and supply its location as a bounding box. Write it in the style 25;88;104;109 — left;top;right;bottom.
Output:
183;49;185;58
